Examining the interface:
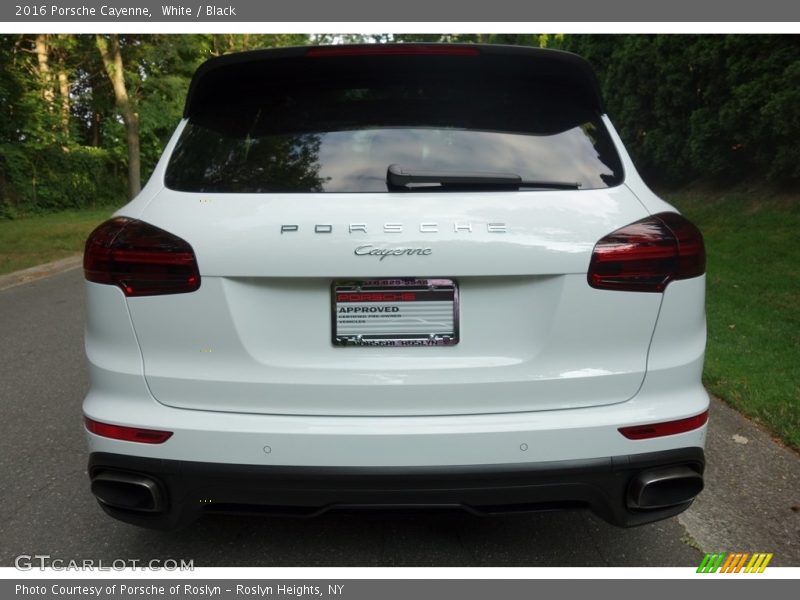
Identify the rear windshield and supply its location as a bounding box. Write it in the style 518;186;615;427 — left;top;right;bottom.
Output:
165;68;623;193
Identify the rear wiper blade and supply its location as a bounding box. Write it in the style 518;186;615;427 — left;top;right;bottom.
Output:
386;164;581;190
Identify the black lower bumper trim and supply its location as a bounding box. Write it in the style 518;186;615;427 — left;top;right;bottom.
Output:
88;448;704;530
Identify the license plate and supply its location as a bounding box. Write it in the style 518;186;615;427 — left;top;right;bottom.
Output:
332;279;459;347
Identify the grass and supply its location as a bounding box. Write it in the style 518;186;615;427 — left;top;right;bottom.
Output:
664;187;800;451
0;207;117;275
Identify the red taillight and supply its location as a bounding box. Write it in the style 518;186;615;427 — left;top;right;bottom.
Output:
84;217;200;297
305;45;480;58
85;418;173;444
657;212;706;281
618;411;709;440
588;212;705;292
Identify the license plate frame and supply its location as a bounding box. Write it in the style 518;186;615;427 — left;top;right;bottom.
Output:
331;278;459;347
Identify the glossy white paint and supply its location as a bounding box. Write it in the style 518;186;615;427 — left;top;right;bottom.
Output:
115;120;670;415
126;274;660;416
84;392;708;467
132;187;653;278
84;114;707;467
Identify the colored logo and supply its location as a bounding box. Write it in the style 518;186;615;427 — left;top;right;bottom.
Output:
697;553;773;573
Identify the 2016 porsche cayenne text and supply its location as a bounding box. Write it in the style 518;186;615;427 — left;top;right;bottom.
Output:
83;44;708;529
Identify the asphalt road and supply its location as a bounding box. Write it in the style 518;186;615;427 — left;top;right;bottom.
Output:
1;267;797;567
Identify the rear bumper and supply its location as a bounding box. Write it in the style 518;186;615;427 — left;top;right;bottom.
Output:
88;447;704;529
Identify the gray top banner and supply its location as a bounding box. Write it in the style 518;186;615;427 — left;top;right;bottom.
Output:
3;0;800;22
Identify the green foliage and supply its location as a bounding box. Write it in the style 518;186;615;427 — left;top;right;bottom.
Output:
0;33;311;216
1;33;798;217
555;35;800;186
0;38;29;143
0;143;123;218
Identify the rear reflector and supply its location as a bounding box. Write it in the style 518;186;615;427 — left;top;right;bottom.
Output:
619;411;709;440
85;418;173;444
84;217;200;297
588;212;705;292
305;45;481;57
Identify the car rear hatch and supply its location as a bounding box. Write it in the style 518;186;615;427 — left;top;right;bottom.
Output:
124;44;662;417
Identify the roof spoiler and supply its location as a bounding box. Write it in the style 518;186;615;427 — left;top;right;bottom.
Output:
183;43;606;118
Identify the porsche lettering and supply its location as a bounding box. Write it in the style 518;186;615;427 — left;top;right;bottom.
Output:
280;223;507;234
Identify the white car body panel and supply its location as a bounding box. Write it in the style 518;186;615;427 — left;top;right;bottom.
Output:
112;120;666;417
82;46;708;527
125;275;660;416
84;277;707;466
120;201;663;417
85;114;708;431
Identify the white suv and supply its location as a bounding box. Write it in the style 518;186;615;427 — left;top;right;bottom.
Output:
83;44;708;529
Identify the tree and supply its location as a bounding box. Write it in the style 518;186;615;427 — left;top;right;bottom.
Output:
96;34;140;199
5;33;794;219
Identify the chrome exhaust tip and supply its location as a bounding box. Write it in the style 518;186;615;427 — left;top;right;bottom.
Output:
91;471;165;513
628;466;703;509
